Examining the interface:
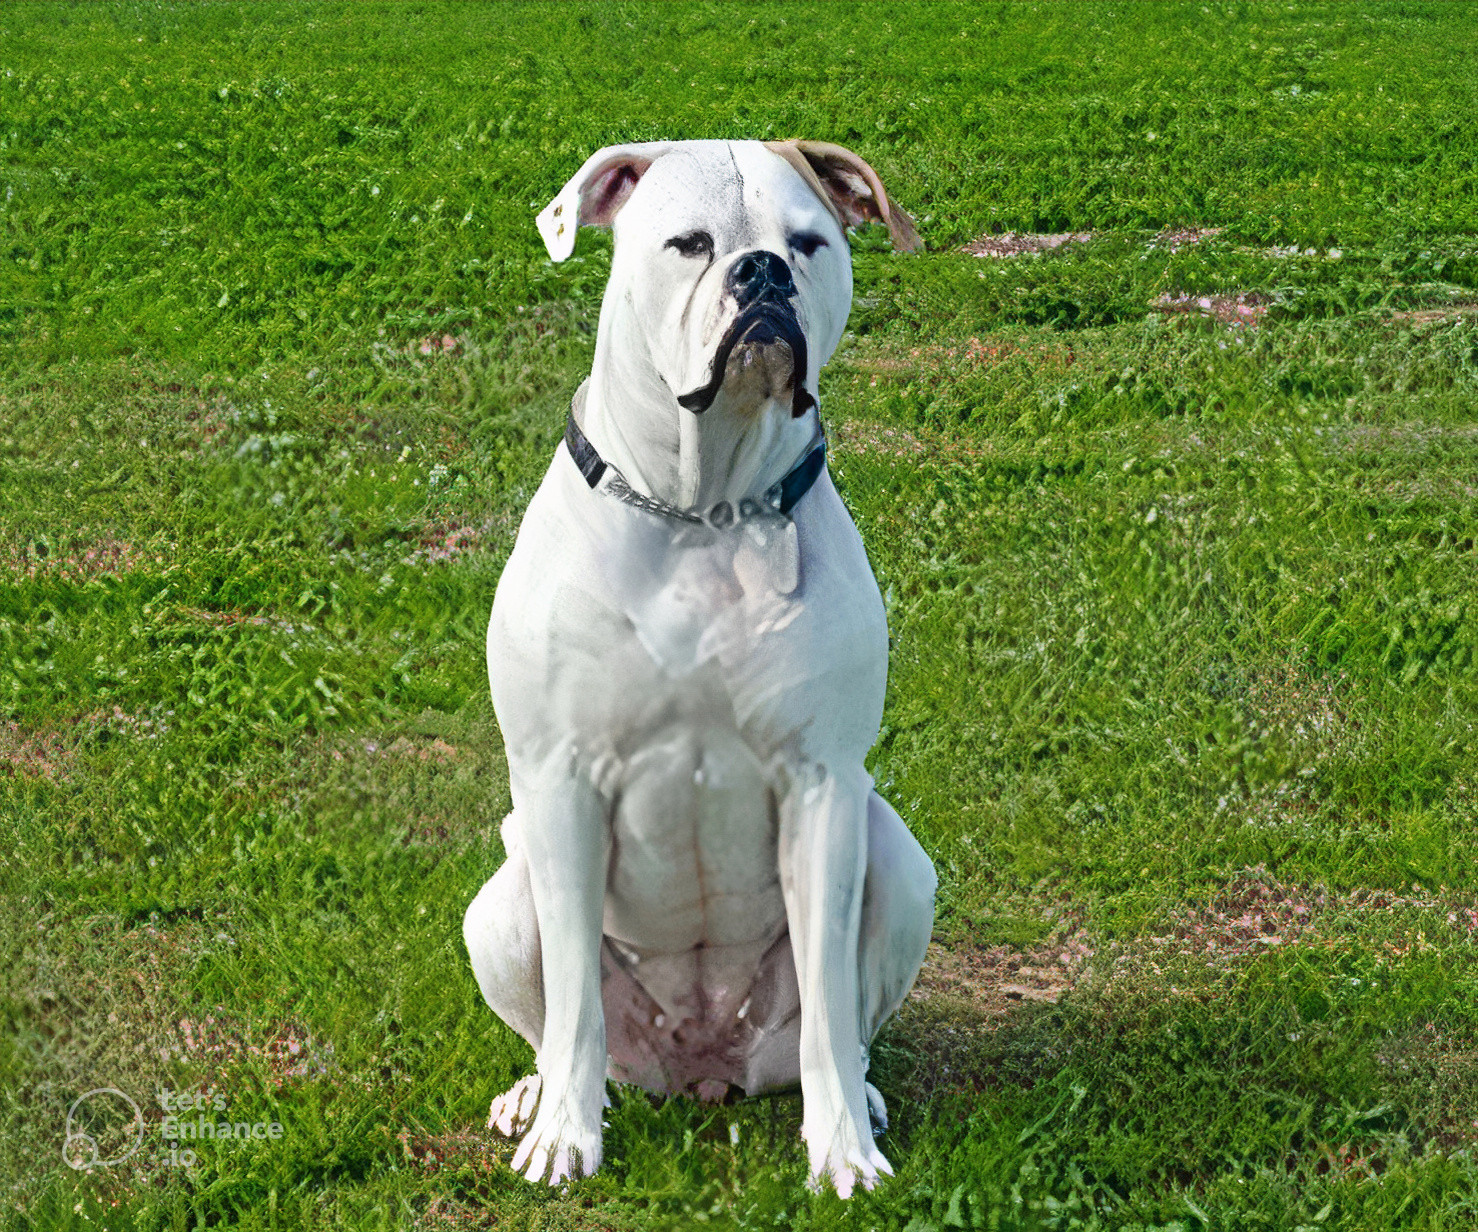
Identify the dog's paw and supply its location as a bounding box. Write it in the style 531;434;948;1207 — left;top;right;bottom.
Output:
510;1097;603;1185
802;1109;894;1199
487;1075;542;1138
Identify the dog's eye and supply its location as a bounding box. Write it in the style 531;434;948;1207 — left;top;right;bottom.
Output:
788;232;829;258
664;230;714;259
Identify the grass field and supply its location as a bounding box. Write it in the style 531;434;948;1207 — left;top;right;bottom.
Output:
3;1;1478;1228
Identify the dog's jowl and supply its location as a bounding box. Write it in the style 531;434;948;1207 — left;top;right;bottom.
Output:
463;140;936;1197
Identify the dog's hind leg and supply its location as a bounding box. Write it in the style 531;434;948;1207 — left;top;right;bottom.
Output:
464;815;545;1054
855;790;936;1134
464;816;551;1139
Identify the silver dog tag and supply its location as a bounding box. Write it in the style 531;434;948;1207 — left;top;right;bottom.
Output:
735;517;800;596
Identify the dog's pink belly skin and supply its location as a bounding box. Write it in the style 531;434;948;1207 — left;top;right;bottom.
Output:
599;931;800;1096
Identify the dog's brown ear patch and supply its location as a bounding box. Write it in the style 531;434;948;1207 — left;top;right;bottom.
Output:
766;140;922;253
537;142;677;261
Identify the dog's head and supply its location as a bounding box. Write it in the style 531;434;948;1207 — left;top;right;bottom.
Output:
537;140;919;424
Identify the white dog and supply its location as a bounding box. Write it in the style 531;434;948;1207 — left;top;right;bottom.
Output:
463;139;936;1198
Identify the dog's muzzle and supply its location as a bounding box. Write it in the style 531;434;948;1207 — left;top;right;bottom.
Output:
678;251;817;419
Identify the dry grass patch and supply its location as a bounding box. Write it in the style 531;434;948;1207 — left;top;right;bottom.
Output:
396;1125;502;1177
1153;290;1271;327
1378;1022;1478;1151
1150;227;1226;252
1390;305;1478;326
159;1009;336;1084
964;231;1094;258
413;1194;498;1230
1;719;87;780
1149;866;1328;962
0;533;165;582
887;925;1092;1104
0;708;171;779
402;516;515;566
843;333;1077;392
912;933;1094;1017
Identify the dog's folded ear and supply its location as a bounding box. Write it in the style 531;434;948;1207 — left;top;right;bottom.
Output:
537;142;681;262
765;140;922;253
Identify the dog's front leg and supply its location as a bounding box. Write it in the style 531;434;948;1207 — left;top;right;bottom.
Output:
508;746;609;1184
778;762;892;1197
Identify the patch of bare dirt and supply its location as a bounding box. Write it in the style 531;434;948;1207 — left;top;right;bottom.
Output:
412;334;463;358
853;336;1078;378
1103;869;1478;993
404;521;491;566
0;708;171;778
830;417;1007;467
830;420;932;459
398;1126;501;1176
911;930;1095;1020
412;1194;498;1230
402;814;455;847
157;1010;335;1083
1152;867;1329;959
1150;227;1225;252
181;397;236;445
107;918;335;1081
1331;421;1478;454
964;231;1093;258
1153;290;1270;327
1377;1022;1478;1152
176;605;300;632
0;533;163;581
0;721;83;780
348;735;462;764
1389;305;1478;326
912;868;1478;1022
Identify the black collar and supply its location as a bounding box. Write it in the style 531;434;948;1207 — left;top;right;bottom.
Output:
564;403;826;528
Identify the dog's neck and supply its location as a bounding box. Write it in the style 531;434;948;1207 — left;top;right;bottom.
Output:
579;353;818;513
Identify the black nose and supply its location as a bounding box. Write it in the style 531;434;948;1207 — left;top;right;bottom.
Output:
726;250;796;308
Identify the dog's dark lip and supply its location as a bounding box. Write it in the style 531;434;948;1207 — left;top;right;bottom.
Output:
677;300;814;418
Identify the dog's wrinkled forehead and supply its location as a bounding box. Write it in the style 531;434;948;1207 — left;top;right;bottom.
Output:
615;142;838;253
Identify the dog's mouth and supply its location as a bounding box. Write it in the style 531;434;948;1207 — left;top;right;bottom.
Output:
677;301;816;419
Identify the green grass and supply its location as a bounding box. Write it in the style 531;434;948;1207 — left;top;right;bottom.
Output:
3;2;1478;1228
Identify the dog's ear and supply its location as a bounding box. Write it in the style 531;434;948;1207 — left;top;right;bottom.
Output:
765;140;922;253
536;142;679;262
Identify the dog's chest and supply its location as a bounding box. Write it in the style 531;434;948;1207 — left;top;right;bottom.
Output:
581;523;804;941
489;454;887;951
